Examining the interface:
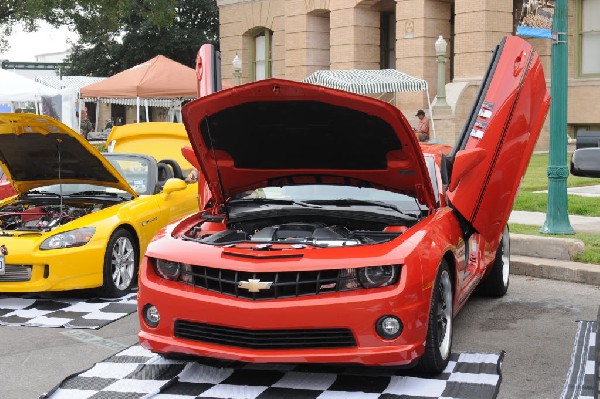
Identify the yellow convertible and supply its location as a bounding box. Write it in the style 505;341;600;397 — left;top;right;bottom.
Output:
0;114;198;296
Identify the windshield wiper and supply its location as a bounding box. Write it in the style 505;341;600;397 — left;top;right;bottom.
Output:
309;199;414;216
24;190;62;197
228;198;322;208
68;190;124;198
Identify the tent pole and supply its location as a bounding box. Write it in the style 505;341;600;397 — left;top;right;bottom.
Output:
136;97;140;123
95;101;100;132
145;99;149;122
426;84;436;139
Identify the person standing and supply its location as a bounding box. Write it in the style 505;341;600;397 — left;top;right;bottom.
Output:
80;109;93;140
414;109;430;142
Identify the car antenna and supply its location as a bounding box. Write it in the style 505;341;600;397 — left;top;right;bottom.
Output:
204;115;230;220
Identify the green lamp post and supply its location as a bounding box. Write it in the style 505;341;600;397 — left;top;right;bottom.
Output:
541;0;574;235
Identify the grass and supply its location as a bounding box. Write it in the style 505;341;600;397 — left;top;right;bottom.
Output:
509;223;600;264
511;153;600;264
513;153;600;216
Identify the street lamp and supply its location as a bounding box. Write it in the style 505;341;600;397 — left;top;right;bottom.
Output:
232;53;242;85
434;34;450;109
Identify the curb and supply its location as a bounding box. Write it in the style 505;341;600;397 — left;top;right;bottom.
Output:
510;233;585;261
511;255;600;286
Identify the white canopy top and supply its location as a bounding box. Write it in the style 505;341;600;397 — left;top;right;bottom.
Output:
0;69;60;102
35;76;106;90
302;69;429;95
303;69;435;138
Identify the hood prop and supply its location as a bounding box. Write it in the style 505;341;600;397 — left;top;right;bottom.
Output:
56;139;64;216
205;115;230;220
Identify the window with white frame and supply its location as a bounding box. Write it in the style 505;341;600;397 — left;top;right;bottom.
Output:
580;0;600;75
253;29;272;81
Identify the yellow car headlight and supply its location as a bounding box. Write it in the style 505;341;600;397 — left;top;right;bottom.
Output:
40;227;96;250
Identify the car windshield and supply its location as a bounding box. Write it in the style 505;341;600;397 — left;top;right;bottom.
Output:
31;155;152;197
230;157;437;213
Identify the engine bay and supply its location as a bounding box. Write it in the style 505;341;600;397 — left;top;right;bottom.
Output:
185;215;410;247
0;201;109;232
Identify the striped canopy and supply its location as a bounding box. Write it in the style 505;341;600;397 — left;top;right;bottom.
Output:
302;69;428;95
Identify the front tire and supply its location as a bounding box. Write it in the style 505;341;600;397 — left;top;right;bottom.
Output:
418;261;453;374
477;225;510;297
100;228;138;297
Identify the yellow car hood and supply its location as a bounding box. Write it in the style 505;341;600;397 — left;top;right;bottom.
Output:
0;113;137;196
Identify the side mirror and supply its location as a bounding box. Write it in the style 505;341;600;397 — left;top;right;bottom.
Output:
571;148;600;178
448;148;487;192
162;178;187;199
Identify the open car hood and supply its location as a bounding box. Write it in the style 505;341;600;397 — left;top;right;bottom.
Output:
0;114;137;196
182;79;436;208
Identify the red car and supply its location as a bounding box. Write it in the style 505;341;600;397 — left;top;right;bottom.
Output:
138;36;549;373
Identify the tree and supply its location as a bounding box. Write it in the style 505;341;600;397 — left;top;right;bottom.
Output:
0;0;179;54
64;0;218;76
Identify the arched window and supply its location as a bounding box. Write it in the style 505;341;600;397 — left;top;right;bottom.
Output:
253;28;273;81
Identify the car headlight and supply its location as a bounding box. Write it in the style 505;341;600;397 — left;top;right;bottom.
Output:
339;265;400;290
358;265;400;288
40;227;95;250
155;259;181;280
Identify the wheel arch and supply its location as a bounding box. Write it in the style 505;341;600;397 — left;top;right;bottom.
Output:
111;223;140;255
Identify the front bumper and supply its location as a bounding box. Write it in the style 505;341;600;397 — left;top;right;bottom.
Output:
0;238;106;292
138;258;431;366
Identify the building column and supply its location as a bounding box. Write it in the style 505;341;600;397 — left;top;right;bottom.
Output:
329;2;380;70
453;0;512;81
395;0;451;116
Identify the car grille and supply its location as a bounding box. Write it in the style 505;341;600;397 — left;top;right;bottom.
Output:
174;320;357;349
183;266;358;300
0;265;32;282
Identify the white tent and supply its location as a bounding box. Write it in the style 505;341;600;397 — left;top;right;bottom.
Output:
36;76;106;130
303;69;436;137
0;69;59;104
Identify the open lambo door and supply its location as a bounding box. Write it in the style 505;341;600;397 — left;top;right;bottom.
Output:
446;35;550;248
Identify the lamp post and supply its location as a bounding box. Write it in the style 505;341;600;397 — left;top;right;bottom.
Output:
434;34;450;109
541;0;574;234
232;53;242;85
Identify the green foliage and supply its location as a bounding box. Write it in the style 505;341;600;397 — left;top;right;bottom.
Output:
1;0;215;70
64;0;218;75
509;223;600;264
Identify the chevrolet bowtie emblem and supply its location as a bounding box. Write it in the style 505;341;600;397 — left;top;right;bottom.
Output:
238;279;273;292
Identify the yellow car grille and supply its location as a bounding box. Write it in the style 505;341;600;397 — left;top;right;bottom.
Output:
0;265;32;282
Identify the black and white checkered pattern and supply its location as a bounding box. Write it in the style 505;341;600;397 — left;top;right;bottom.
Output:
0;292;137;329
42;345;503;399
561;319;599;399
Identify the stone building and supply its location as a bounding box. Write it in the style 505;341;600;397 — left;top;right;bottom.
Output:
216;0;600;150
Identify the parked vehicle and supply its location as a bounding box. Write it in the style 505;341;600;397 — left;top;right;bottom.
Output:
571;147;600;177
0;114;199;297
138;36;549;373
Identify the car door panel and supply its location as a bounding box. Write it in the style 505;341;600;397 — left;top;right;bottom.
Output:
447;36;550;248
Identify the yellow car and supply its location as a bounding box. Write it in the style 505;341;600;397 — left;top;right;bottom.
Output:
0;114;198;297
106;122;196;178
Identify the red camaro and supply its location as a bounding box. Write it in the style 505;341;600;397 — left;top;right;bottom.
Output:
138;36;550;373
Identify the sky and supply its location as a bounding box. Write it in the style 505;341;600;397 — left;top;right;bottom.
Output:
0;22;78;62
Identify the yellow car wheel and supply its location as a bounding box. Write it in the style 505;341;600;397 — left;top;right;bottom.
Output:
100;228;138;297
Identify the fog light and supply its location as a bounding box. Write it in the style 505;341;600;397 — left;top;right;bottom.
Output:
376;315;403;339
144;304;160;328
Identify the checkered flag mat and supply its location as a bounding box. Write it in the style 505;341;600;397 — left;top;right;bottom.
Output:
561;320;599;399
0;292;137;329
42;345;503;399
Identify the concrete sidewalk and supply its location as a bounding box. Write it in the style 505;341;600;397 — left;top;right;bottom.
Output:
508;210;600;286
509;210;600;234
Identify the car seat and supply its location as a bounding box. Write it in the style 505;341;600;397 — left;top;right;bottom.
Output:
157;162;175;190
157;159;184;180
